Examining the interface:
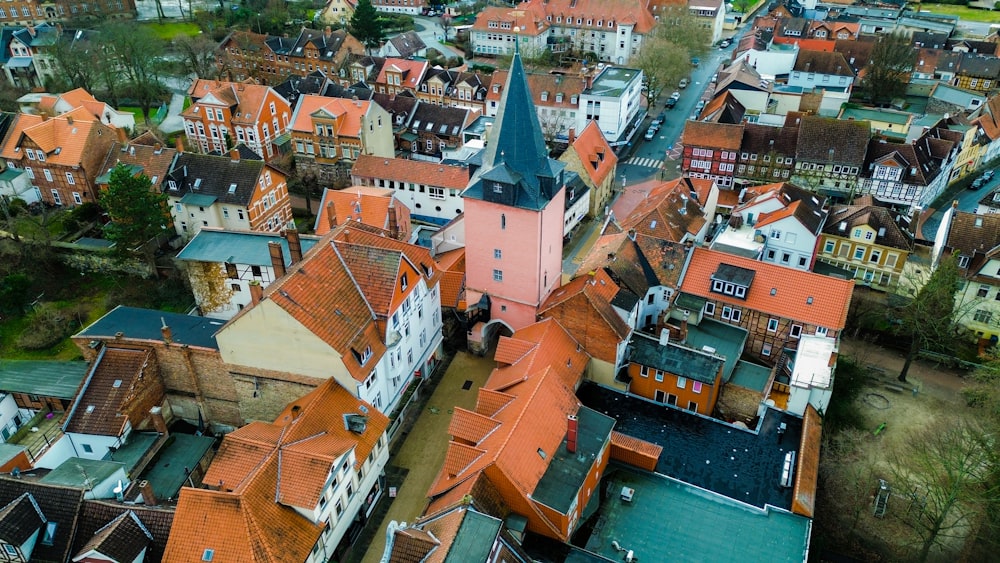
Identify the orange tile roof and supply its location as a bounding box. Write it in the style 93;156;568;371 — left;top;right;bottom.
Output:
755;199;801;228
167;378;388;561
679;247;854;329
98;141;177;187
494;336;537;365
0;113;44;160
615;179;707;242
290;94;369;137
376;58;428;90
472;6;549;36
682;121;744;149
448;408;502;446
516;0;657;34
315;186;410;237
14;107;103;167
428;319;589;504
350;154;470;190
571;121;617;187
435;248;466;309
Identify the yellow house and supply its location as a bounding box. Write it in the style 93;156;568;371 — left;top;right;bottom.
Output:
817;196;914;290
951;122;986;184
935;209;1000;344
317;0;355;26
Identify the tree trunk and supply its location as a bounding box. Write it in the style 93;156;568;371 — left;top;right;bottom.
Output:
899;338;919;382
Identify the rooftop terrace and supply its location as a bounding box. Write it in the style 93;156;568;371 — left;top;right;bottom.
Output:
577;383;802;511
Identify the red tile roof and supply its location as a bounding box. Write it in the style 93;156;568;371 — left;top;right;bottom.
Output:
435;248;466;309
682;121;744;150
65;348;154;437
615;179;707;242
351;155;470;190
680;247;853;329
570;121;617;187
315;186;410;237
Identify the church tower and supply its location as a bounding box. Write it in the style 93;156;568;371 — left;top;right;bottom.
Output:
462;49;566;334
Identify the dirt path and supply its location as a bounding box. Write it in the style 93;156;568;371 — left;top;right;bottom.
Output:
839;338;969;401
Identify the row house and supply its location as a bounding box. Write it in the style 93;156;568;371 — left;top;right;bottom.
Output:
954;54;1000;92
471;0;658;64
370;0;423;14
681;121;743;189
934;209;1000;343
559;121;617;218
809;21;859;41
164;378;390;563
350;154;470;225
912;48;962;82
416;67;489;113
288;94;394;182
176;228;321;319
788;50;855;93
95;133;177;193
403;102;476;161
0;107;117;208
857;129;957;206
183;79;292;160
215;222;445;417
711;182;827;272
791;115;871;200
165;149;291;239
217;28;363;85
677;247;854;364
623;329;725;415
970;94;1000;170
426;318;611;542
735;122;799;186
817;195;914;289
373;58;427;96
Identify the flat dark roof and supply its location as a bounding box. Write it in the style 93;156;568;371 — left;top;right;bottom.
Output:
533;406;615;514
76;306;224;350
629;333;723;384
577;383;802;511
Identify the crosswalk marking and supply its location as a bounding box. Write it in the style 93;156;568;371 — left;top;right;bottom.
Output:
625;157;664;169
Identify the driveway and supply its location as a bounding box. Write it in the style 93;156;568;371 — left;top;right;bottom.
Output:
357;350;495;563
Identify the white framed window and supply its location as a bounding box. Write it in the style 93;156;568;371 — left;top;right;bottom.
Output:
640;365;649;377
676;376;686;389
704;302;715;316
66;172;75;185
655;370;663;382
767;318;779;332
762;343;772;356
692;381;703;394
816;326;828;336
493;269;503;282
72;192;82;205
43;169;52;181
731;309;742;322
790;325;802;338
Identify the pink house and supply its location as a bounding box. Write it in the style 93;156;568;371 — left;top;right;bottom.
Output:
462;50;566;350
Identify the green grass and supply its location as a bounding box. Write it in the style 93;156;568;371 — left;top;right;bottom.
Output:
0;308;84;361
119;106;153;123
919;3;1000;23
142;21;202;41
182;97;192;111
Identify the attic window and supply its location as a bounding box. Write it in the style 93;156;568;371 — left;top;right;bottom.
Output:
194;178;203;189
168;180;177;191
401;273;408;290
41;522;57;546
86;405;95;413
806;297;814;304
357;345;373;365
228;183;237;194
202;549;214;562
537;448;547;459
112;379;122;388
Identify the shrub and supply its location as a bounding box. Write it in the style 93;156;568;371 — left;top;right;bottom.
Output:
0;273;31;316
15;303;82;350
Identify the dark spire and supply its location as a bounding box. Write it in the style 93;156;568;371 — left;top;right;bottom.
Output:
482;51;550;177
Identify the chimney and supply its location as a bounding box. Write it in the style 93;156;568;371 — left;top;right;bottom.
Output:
910;205;922;231
567;415;578;453
115;127;128;143
154;142;162;153
149;406;168;435
681;311;690;343
160;318;172;344
325;25;332;38
326;200;338;230
387;202;400;240
138;480;157;506
230;148;240;162
175;136;184;153
268;241;287;278
284;226;303;263
66;115;73;125
659;328;670;346
567;127;576;145
249;280;263;305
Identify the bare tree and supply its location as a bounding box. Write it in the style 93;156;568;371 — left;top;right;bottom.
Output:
630;7;710;106
894;254;965;382
887;420;998;562
173;34;223;80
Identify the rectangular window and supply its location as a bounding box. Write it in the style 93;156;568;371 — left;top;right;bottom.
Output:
790;325;802;338
66;172;75;185
494;248;502;259
640;365;649;377
493;269;503;282
816;327;828;336
721;306;732;320
975;309;993;324
824;240;835;254
81;443;93;453
978;285;990;298
43;169;52;181
51;189;61;205
731;309;742;322
767;318;779;332
655;370;664;382
762;342;772;356
704;302;715;316
72;192;82;205
692;381;703;394
676;376;686;389
687;401;698;413
854;248;865;261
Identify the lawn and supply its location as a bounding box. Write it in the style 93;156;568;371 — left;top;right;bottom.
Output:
142;21;202;41
119;106;154;123
919;3;1000;23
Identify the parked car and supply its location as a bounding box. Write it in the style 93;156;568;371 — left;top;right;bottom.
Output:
644;127;658;141
985;169;995;182
695;99;706;112
719;38;732;48
691;58;700;67
679;78;689;89
665;97;678;109
712;73;719;83
651;112;666;126
670;91;681;101
971;177;986;190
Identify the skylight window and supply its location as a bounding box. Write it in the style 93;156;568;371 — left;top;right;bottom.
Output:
228;183;237;194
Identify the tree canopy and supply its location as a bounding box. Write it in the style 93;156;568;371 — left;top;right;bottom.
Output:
894;254;963;382
630;7;710;105
99;164;169;254
860;31;915;105
350;0;385;53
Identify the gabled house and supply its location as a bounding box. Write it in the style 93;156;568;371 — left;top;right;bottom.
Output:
711;182;827;271
978;184;1000;215
381;30;426;59
857;134;953;206
736;122;798;186
818;195;914;289
164;378;390;563
350;154;469;225
217;28;364;85
72;501;173;563
681;121;743;189
382;503;532;562
176;227;321;319
20;88;135;131
559;121;617;218
215;223;444;416
623;330;725;415
0;23;61;89
956;54;1000;92
933;209;1000;343
373;58;428;95
677;247;854;364
0;108;117;208
610;178;710;244
0;479;85;563
314;185;411;239
94;135;177;194
791;115;870;198
56;347;165;464
417;68;489;113
165;150;291;239
538;269;633;390
183;79;292;160
426;318;612;542
288;94;393;182
788;50;855;93
71;510;155;563
403;103;476;161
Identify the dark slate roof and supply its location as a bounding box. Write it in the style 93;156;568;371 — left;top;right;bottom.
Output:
273;71;330;108
177;229;320;266
372;92;419;129
824;197;914;251
349;54;386;84
207;143;263;161
0;360;88;399
409;103;469;139
0;493;45;545
862;138;941;187
912;31;948;49
793;50;854;76
577;383;803;511
958;54;1000;79
165;152;269;207
0;478;85;563
387;30;426;59
741;122;798;158
271;27;354;63
711;263;755;286
795;115;870;165
833;37;875;74
322;81;373;100
532;406;615;513
74;510;152;563
627;332;724;384
75;306;224;349
74;501;174;563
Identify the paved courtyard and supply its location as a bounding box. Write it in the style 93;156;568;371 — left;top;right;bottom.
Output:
359;350;495;563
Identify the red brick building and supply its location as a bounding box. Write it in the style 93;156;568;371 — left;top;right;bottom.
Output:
681;121;743;189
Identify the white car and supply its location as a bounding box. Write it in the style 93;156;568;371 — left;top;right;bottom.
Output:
679;78;689;89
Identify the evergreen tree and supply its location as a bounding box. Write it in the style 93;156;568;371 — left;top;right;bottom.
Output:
99;164;169;255
350;0;385;54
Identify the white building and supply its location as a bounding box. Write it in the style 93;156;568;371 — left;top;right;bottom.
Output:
350;155;471;226
576;66;644;147
786;335;836;416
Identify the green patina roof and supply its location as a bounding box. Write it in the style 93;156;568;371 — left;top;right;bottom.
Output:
0;167;24;181
443;510;503;563
729;360;772;392
176;229;320;267
179;193;218;207
40;457;125;488
141;434;215;500
0;360;88;399
674;292;707;311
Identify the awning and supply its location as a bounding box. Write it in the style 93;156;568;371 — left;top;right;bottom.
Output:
5;57;33;68
179;193;217;206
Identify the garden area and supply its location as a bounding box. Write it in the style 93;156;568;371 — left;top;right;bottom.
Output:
919;3;1000;23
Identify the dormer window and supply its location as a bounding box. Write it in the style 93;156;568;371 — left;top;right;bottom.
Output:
357;345;373;365
541;91;548;101
401;273;408;290
710;264;754;300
